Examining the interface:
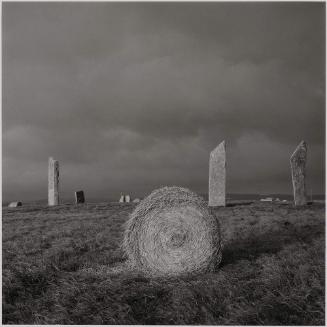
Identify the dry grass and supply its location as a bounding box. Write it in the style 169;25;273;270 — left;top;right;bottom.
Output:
123;186;222;277
2;200;325;324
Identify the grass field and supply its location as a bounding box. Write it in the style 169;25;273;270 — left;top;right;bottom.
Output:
2;201;325;325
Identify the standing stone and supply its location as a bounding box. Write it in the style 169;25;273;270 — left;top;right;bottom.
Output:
75;190;85;204
125;194;131;203
209;141;226;207
48;157;59;206
8;201;22;207
119;194;125;203
290;141;307;206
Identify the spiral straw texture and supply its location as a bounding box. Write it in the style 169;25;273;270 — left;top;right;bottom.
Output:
123;186;222;277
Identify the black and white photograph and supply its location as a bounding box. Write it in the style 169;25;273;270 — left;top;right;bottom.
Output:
2;1;325;325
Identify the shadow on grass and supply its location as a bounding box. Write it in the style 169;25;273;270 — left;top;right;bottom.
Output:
220;222;324;267
226;201;254;207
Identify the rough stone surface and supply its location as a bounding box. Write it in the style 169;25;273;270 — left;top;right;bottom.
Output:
75;191;85;204
119;195;125;203
48;157;59;206
209;141;226;207
290;141;307;206
8;201;22;207
133;198;141;203
125;195;131;203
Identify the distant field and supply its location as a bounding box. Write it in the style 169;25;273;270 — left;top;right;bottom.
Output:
2;201;325;324
3;193;325;206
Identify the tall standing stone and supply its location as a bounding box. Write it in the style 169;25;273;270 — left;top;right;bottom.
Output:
290;141;307;206
75;191;85;204
209;141;226;207
48;157;59;206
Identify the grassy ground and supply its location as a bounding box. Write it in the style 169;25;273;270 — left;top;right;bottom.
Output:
2;201;325;325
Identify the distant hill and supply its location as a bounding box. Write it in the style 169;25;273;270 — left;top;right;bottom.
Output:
200;193;325;201
3;193;325;207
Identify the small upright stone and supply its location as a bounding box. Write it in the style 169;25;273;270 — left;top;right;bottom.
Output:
125;194;131;203
8;201;22;208
119;194;125;203
75;191;85;204
48;157;59;206
290;141;307;206
209;141;226;207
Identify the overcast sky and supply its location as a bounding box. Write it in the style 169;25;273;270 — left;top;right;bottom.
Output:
2;2;325;202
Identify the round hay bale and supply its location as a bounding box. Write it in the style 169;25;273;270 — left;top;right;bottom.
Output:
123;186;222;277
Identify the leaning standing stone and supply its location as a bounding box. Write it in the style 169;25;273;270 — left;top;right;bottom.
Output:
48;157;59;206
209;141;226;207
290;141;307;206
75;190;85;204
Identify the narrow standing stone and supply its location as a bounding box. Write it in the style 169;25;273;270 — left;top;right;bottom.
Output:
119;194;125;203
290;141;307;206
209;141;226;207
125;194;131;203
48;157;59;206
75;190;85;204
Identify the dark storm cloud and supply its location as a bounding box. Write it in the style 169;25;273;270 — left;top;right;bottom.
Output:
2;2;325;202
